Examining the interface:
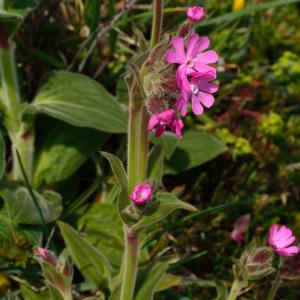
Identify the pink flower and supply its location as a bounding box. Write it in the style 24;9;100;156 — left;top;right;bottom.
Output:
187;6;205;22
37;247;46;258
148;109;184;139
130;183;152;205
177;71;218;116
37;247;57;266
269;224;299;257
165;33;218;91
230;214;250;244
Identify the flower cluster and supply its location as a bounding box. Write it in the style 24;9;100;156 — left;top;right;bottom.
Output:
146;6;219;139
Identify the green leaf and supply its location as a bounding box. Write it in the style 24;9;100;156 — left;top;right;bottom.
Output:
166;130;226;174
150;132;178;159
30;71;127;133
197;0;300;27
134;260;169;300
131;193;197;231
0;130;6;180
77;203;124;269
132;23;148;53
154;273;182;292
57;221;112;290
215;280;228;300
0;182;62;224
21;284;51;300
0;0;38;37
33;119;108;187
101;151;129;216
101;152;127;191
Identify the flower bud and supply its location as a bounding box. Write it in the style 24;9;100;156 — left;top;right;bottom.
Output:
187;6;205;23
239;246;275;280
230;214;250;244
130;183;152;205
37;248;73;299
146;97;167;115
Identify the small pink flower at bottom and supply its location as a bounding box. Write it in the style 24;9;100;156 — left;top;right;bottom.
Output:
148;109;184;139
37;247;57;266
269;224;299;257
130;183;152;205
177;71;218;116
37;247;46;258
187;6;205;22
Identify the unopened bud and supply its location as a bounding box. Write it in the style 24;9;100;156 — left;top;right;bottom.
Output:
240;246;275;280
146;97;167;115
37;248;73;299
162;75;178;92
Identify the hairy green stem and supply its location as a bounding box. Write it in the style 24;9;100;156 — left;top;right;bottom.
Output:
266;271;281;300
0;28;34;181
127;107;139;193
227;280;241;300
121;1;164;299
150;0;163;48
120;226;140;300
136;106;149;185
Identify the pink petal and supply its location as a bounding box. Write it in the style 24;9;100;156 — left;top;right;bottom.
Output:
170;37;186;63
278;225;293;240
176;94;188;116
148;115;159;131
195;36;211;52
176;65;190;91
194;50;219;64
193;63;216;76
275;235;295;249
158;109;176;122
175;119;184;139
277;246;299;257
198;91;215;108
231;230;243;243
186;33;200;59
191;93;204;115
37;247;46;258
191;76;219;93
269;224;278;247
165;49;182;64
155;125;165;137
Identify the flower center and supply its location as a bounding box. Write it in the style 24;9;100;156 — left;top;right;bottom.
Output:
191;85;199;94
186;59;194;68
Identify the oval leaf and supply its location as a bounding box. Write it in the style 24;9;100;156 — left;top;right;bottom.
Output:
77;203;124;269
33;119;108;188
134;260;168;300
0;182;62;225
57;221;112;290
31;71;127;133
131;193;197;231
166;130;226;174
101;152;129;217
